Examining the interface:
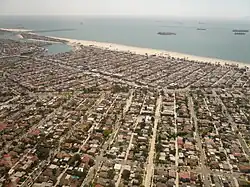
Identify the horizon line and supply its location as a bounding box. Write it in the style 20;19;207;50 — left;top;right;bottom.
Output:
0;14;249;19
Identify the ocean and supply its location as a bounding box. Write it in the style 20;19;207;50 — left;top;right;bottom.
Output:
0;15;250;63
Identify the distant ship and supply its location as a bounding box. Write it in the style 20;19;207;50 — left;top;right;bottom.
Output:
157;32;176;36
197;28;207;31
232;29;249;33
234;32;246;35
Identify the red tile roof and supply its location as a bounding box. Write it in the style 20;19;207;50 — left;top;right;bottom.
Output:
82;155;91;163
4;154;11;158
177;137;184;145
179;172;190;179
29;129;40;135
0;123;7;131
95;184;104;187
233;152;242;157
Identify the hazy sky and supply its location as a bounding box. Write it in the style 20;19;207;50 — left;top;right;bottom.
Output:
1;0;250;18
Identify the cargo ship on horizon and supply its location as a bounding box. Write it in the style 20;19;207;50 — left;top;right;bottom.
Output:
232;29;249;33
157;32;176;36
197;28;207;31
234;32;246;35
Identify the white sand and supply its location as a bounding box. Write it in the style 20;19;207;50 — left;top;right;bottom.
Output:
50;36;249;68
1;27;249;68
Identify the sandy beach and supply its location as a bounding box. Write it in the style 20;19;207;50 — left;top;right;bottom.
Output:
50;36;249;68
1;28;249;68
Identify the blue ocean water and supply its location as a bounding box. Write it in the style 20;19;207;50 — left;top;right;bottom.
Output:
0;15;250;63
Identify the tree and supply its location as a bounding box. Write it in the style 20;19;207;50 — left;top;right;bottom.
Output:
122;169;130;180
108;181;115;187
36;146;50;160
160;90;164;96
142;150;148;158
119;147;123;152
68;153;81;166
103;129;112;138
73;169;86;177
89;158;95;167
107;169;115;179
52;168;57;176
12;141;18;146
35;101;43;108
156;143;162;152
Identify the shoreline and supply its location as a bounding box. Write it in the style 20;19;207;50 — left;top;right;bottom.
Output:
51;36;250;68
1;27;249;68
